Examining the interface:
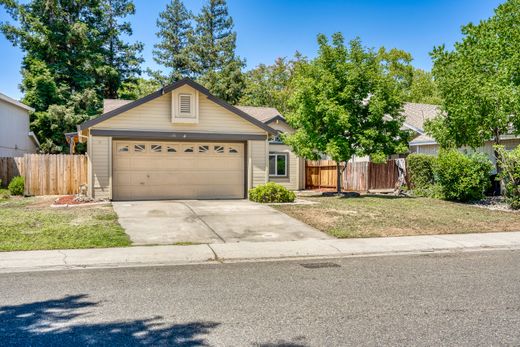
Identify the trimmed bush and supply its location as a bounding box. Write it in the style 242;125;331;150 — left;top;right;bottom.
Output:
433;149;492;202
249;182;296;203
407;153;436;196
495;145;520;209
8;176;24;196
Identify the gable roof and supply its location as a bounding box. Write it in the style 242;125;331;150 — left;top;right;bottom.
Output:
78;78;275;134
0;92;34;112
103;99;132;113
402;102;439;134
235;106;282;123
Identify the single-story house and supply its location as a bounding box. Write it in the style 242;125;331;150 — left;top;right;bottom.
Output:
0;92;39;156
404;102;520;170
77;78;304;201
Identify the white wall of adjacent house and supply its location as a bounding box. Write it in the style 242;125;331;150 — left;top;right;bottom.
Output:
411;138;520;174
0;99;37;157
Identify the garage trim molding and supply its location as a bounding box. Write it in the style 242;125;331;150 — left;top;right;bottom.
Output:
90;129;267;141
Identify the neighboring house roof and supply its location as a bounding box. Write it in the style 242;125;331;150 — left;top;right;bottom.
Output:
103;99;132;113
28;131;40;147
78;78;275;134
235;106;282;123
0;92;34;112
401;102;439;134
409;133;437;146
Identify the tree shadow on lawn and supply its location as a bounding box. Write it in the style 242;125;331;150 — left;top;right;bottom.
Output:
0;294;219;346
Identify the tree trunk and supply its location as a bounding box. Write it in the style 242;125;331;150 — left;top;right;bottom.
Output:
493;129;502;196
336;163;342;194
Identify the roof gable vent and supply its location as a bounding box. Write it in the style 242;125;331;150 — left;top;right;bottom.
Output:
172;90;199;123
179;94;192;115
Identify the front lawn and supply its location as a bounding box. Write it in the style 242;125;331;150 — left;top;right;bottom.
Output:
0;197;130;251
273;195;520;238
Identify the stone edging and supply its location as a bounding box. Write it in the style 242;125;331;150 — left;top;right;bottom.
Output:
50;201;111;208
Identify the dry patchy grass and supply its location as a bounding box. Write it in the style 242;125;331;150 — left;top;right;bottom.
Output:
0;197;130;251
273;195;520;238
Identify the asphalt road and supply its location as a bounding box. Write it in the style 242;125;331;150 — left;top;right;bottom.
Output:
1;250;520;346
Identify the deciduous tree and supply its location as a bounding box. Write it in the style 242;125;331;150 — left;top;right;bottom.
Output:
240;55;306;114
284;33;410;194
426;0;520;172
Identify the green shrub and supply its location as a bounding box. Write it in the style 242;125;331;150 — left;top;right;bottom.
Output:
407;154;436;196
496;145;520;209
8;176;24;196
249;182;296;203
433;149;492;202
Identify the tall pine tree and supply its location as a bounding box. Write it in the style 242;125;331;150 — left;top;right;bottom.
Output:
96;0;144;98
152;0;193;83
0;0;143;152
193;0;245;103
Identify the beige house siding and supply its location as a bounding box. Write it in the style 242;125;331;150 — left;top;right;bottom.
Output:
92;86;265;135
268;143;302;190
89;136;111;199
265;120;304;190
249;140;268;188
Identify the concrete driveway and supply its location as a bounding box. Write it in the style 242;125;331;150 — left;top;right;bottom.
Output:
112;200;330;245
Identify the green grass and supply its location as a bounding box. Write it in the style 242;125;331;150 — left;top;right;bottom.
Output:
273;195;520;238
0;189;10;202
0;198;131;251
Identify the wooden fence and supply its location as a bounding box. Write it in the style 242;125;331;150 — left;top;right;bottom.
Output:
305;159;400;192
0;154;88;196
0;157;24;188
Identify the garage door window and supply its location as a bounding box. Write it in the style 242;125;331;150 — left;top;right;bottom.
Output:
184;146;194;153
134;144;146;153
269;153;288;177
229;146;239;154
214;145;224;154
117;144;129;153
151;144;162;153
166;145;177;153
198;145;209;153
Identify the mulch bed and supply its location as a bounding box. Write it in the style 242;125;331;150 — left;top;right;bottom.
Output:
54;195;85;205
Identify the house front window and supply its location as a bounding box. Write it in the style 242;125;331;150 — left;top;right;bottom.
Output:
269;153;288;177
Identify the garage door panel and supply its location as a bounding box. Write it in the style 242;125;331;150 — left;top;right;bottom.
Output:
113;141;245;200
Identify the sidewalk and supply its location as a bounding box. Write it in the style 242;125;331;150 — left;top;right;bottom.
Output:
2;231;520;273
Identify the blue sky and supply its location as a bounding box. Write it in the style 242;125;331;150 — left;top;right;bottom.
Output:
0;0;503;99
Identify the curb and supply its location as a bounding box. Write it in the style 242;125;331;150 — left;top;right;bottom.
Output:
2;232;520;274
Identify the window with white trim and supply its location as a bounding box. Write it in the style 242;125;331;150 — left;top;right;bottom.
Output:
269;153;288;177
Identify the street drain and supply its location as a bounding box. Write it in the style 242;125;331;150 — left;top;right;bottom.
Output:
300;262;340;269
